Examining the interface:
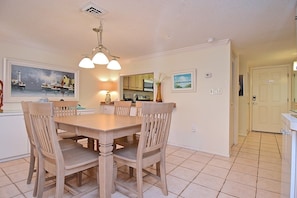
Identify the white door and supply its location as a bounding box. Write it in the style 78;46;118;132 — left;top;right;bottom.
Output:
251;66;289;133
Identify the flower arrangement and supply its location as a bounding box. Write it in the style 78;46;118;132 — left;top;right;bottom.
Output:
154;73;168;85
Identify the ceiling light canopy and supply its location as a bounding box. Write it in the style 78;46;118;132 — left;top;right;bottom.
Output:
79;21;121;70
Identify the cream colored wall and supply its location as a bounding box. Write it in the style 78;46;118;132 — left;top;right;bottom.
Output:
121;40;232;156
0;39;232;156
0;40;118;111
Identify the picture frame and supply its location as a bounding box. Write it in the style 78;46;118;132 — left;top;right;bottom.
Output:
171;69;196;92
239;74;244;96
3;58;79;102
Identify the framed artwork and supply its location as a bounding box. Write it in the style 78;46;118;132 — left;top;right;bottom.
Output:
172;69;196;92
3;58;79;102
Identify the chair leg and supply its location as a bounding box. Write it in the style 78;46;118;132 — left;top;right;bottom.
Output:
76;172;82;187
27;150;35;184
159;159;168;195
33;156;38;197
36;160;45;198
129;167;134;178
136;167;143;198
156;162;160;177
56;172;65;198
112;161;117;193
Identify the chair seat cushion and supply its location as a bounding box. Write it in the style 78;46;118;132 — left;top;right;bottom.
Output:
114;145;160;162
63;147;98;169
59;139;82;151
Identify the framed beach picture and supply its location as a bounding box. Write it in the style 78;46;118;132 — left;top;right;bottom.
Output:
3;58;79;102
171;69;196;92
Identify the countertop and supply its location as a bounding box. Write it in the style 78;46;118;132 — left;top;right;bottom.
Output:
100;101;177;107
282;113;297;131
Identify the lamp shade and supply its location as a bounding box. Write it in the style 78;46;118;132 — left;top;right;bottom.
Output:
107;59;121;70
99;81;117;91
92;51;109;65
79;57;95;68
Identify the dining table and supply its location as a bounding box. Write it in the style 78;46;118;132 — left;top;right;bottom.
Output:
55;113;142;198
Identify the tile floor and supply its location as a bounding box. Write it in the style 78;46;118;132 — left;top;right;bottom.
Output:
0;131;283;198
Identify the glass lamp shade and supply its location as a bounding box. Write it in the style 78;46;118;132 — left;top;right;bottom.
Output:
92;52;109;65
294;61;297;71
107;59;121;70
79;57;95;68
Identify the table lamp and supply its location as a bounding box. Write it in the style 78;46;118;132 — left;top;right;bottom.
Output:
99;81;117;104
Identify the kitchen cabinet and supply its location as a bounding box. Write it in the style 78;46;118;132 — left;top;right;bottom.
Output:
123;73;154;91
123;76;129;89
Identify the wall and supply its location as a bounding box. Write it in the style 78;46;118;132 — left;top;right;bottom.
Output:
121;40;232;156
0;39;232;157
0;40;119;111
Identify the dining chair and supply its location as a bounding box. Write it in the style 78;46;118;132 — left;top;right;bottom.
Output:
52;101;86;140
116;101;143;148
113;101;132;149
53;100;97;150
28;102;99;198
21;101;83;197
113;102;175;198
113;100;132;116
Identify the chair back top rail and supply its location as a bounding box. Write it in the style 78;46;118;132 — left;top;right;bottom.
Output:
52;101;78;117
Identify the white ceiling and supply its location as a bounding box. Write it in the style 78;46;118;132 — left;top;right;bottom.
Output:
0;0;296;67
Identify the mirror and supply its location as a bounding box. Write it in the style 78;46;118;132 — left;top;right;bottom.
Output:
120;73;154;103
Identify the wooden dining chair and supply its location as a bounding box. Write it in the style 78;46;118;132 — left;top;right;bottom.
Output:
52;101;86;140
28;102;99;198
113;101;133;149
21;101;83;197
116;101;143;149
114;101;132;116
113;102;175;198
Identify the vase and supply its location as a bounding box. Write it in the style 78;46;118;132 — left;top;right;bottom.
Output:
156;83;162;102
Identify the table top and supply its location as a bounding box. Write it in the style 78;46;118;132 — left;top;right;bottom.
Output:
55;113;142;132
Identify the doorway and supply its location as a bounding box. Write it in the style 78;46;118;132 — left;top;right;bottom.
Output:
250;65;289;133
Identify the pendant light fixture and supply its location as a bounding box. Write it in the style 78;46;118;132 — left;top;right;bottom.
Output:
79;21;121;70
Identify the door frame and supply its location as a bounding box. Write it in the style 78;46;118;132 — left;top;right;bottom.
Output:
249;64;291;132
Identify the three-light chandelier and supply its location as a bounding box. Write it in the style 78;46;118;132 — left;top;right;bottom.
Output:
79;21;121;70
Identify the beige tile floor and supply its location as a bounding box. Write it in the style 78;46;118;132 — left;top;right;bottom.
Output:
0;131;283;198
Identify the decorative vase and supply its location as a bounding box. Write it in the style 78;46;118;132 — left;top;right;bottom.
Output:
105;92;111;104
156;83;162;102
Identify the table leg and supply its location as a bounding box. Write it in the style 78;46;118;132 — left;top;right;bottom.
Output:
99;139;114;198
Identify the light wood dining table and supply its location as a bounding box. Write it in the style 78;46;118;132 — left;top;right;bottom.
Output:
55;113;142;198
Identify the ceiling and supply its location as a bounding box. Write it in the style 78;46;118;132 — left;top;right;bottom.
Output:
0;0;296;67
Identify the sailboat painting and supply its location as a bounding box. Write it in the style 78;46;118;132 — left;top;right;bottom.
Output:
3;58;79;102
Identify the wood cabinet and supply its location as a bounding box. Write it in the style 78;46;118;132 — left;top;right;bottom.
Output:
123;76;129;89
0;112;29;162
123;73;153;91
